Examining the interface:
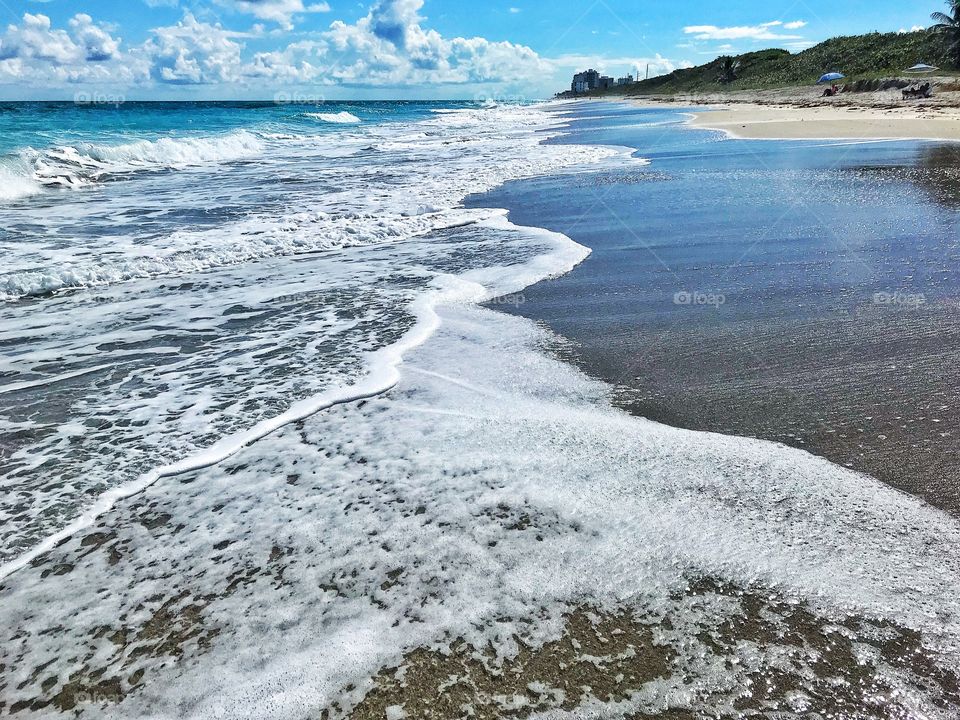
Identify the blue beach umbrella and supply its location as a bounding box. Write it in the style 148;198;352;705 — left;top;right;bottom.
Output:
817;72;846;84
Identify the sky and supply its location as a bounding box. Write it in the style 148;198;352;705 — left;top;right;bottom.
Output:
0;0;940;100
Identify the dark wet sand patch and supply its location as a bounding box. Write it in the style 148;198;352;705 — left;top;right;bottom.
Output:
339;580;960;720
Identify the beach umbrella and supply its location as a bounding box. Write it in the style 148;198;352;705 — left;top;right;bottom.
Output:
905;63;939;74
817;72;845;84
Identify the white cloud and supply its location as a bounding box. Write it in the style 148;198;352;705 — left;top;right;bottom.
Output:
69;14;121;61
0;1;556;95
0;57;24;80
683;21;805;41
0;12;129;85
221;0;331;30
143;13;245;84
320;0;546;85
1;13;80;64
783;20;807;30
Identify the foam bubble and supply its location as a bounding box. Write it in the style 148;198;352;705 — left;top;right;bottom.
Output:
2;103;960;718
0;98;635;570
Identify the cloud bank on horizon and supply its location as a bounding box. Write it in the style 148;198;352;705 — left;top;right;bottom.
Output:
0;0;936;99
0;1;551;94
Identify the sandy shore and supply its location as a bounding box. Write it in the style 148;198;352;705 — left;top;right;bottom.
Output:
687;103;960;140
624;81;960;140
478;101;960;516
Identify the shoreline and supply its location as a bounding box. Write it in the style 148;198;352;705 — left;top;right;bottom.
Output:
5;99;960;719
686;103;960;141
611;84;960;140
479;100;960;517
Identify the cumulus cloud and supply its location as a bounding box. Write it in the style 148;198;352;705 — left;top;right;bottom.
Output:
143;14;244;84
222;0;331;30
683;20;806;41
69;14;121;61
0;12;131;84
321;0;545;85
0;1;552;93
1;13;80;64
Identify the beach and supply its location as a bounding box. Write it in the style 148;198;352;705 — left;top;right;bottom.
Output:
626;82;960;140
3;99;960;719
482;100;960;516
689;103;960;140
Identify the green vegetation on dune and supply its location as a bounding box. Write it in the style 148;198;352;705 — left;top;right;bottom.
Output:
612;30;957;95
931;0;960;65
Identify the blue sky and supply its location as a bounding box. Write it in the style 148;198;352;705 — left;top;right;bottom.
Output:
0;0;940;99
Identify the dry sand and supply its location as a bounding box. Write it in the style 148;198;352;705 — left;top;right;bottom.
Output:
626;81;960;141
688;103;960;140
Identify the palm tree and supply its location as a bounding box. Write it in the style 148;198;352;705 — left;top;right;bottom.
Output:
931;0;960;66
716;56;741;85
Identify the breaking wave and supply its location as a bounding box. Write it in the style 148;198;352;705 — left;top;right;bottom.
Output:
0;162;42;202
0;105;624;302
3;130;264;197
305;111;362;124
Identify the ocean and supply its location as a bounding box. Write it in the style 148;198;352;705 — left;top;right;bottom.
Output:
0;100;617;569
2;100;960;718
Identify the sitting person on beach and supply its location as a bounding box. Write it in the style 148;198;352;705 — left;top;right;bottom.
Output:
903;82;933;100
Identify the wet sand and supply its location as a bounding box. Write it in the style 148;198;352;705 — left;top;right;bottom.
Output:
472;101;960;515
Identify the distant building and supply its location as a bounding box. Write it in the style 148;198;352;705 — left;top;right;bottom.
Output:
567;69;624;94
616;75;635;86
571;69;601;93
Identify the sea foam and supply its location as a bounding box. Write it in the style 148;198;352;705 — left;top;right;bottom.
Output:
0;107;621;301
305;111;361;124
7;130;265;196
5;241;960;718
0;103;632;568
2;101;960;720
0;162;42;201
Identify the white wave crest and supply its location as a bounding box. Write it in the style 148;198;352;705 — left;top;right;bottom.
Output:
21;130;264;192
0;163;42;202
1;104;633;301
305;111;361;124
